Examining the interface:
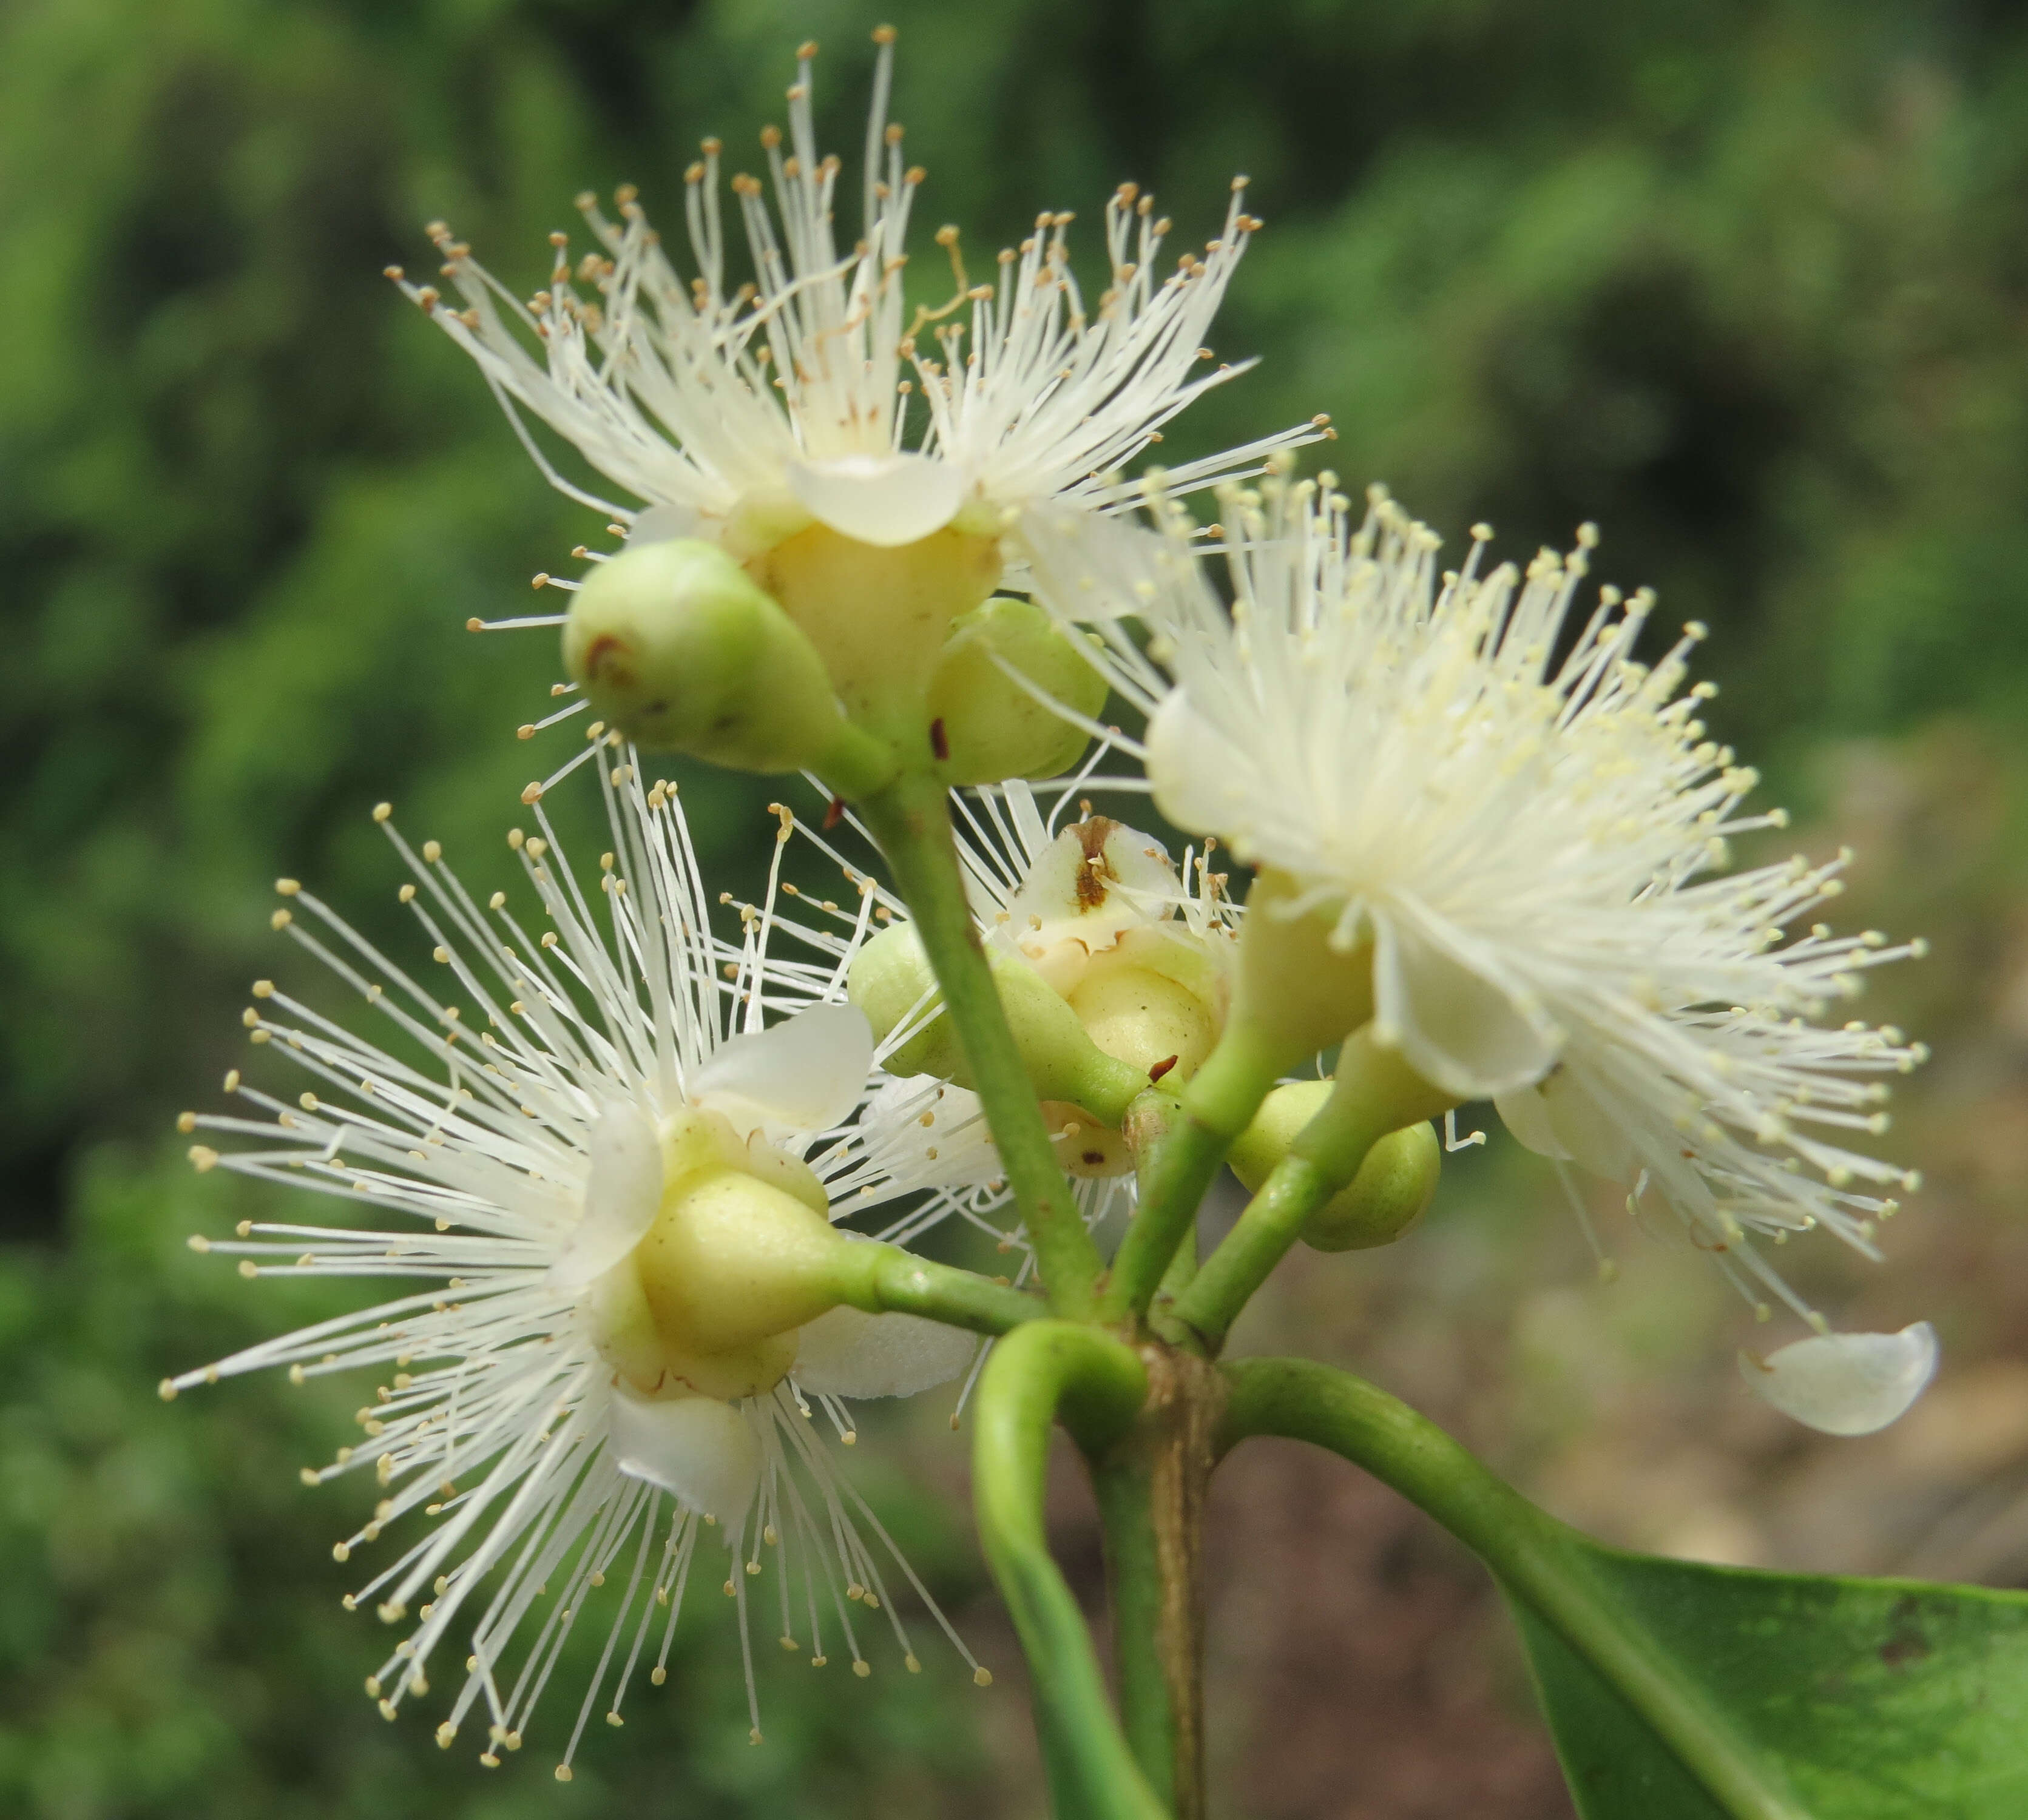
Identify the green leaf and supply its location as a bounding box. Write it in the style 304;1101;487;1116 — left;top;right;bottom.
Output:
1513;1546;2028;1819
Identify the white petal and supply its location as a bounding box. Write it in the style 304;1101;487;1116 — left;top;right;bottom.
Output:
1371;909;1562;1099
1493;1084;1570;1159
1538;1068;1637;1183
785;453;965;547
546;1101;664;1292
609;1387;762;1526
1742;1322;1939;1437
625;502;703;547
1147;690;1254;839
791;1304;976;1400
1020;503;1175;622
1000;815;1182;993
693;1002;873;1138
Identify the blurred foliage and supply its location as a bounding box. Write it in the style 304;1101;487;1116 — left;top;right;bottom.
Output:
4;0;2028;1813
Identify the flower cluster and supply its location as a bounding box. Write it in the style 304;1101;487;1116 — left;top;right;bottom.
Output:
167;21;1942;1787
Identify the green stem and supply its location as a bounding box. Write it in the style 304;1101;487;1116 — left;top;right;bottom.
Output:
1217;1358;1809;1820
1092;1459;1174;1808
972;1321;1164;1820
1100;1025;1282;1323
831;1242;1042;1336
1175;1032;1456;1352
1091;1345;1221;1820
860;767;1103;1315
1171;1154;1348;1353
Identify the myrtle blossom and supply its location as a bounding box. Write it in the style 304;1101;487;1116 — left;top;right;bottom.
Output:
1024;465;1936;1434
166;744;993;1776
392;30;1325;652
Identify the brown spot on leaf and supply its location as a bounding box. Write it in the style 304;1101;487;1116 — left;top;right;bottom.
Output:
1879;1596;1933;1670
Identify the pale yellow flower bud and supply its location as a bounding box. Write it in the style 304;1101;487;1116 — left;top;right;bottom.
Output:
847;922;1147;1128
926;597;1107;784
1229;1080;1442;1252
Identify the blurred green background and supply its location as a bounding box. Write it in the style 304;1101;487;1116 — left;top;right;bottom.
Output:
7;1;2028;1815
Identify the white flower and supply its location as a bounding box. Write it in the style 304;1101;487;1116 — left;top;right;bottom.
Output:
394;31;1323;559
166;752;988;1775
1026;468;1934;1425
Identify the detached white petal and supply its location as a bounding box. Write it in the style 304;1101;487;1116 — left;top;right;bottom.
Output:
1372;909;1561;1100
692;1002;873;1137
792;1304;976;1400
786;453;965;547
1742;1322;1939;1436
547;1101;664;1291
609;1387;762;1528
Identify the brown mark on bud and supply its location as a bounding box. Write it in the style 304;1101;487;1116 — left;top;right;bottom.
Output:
1073;815;1121;909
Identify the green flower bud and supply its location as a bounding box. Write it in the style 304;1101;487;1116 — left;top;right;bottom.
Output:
1229;1080;1441;1252
927;597;1109;784
563;539;850;772
847;921;1148;1127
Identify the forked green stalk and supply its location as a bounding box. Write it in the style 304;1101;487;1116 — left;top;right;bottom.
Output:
860;767;1103;1314
1218;1358;1811;1820
1101;1025;1285;1322
1170;1152;1345;1351
973;1321;1164;1820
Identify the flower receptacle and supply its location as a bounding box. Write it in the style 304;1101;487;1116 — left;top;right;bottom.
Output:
1225;868;1377;1077
747;521;1003;733
634;1166;847;1356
